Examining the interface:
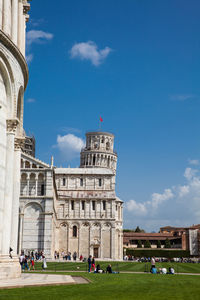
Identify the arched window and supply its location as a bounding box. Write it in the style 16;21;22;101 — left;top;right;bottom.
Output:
73;225;77;237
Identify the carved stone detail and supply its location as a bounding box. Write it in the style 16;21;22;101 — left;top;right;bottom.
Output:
14;137;25;150
6;119;19;133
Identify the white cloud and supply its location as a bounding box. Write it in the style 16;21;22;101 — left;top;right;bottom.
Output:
126;199;147;216
188;159;199;166
55;134;85;161
184;167;198;180
26;30;53;64
170;94;196;101
26;30;53;46
124;164;200;231
70;41;112;66
151;189;174;209
178;185;189;197
30;18;45;28
26;54;33;63
26;98;36;103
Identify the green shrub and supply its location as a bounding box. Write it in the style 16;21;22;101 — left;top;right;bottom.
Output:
157;240;161;248
125;248;190;258
144;240;151;248
137;240;142;248
164;238;171;249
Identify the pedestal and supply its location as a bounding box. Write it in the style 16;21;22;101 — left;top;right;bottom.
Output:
0;256;21;280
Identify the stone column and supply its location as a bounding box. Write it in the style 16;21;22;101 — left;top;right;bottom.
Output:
99;225;102;258
0;0;3;29
18;213;24;255
3;0;11;36
35;174;38;196
89;224;92;256
27;173;30;196
10;137;24;255
111;225;115;259
2;120;18;256
17;0;23;53
11;0;18;44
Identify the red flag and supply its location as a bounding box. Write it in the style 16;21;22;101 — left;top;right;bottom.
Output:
100;116;103;122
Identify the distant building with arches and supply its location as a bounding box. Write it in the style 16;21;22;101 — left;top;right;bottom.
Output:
18;131;123;260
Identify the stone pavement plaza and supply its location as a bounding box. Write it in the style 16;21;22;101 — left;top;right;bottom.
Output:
0;273;88;289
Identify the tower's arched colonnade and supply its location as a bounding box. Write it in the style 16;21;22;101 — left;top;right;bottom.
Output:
0;0;30;279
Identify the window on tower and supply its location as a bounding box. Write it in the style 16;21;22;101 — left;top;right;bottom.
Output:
71;200;74;210
92;201;95;210
99;178;102;187
82;201;85;210
103;201;106;210
41;184;45;196
73;225;77;237
80;178;83;186
63;178;66;186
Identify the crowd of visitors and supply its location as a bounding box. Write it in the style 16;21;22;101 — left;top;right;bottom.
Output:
19;251;47;271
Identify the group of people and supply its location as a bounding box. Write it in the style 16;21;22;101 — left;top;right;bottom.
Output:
87;256;119;274
150;256;175;274
54;251;80;261
19;252;47;271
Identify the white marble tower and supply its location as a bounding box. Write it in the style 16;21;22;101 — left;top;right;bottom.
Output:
0;0;30;279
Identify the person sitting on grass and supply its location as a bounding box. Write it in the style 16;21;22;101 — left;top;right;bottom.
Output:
95;264;104;273
160;267;167;274
151;267;157;274
169;267;175;274
106;264;119;274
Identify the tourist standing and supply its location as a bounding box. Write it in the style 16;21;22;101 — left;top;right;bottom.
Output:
88;255;92;272
150;256;156;272
73;251;77;261
30;256;35;271
42;256;47;271
19;253;24;270
91;257;95;271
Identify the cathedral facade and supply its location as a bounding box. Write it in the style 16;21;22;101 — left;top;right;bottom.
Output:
18;132;123;260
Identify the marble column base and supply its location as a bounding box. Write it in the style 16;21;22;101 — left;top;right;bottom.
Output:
0;256;21;279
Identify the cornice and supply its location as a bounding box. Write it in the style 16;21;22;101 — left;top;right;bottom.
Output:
0;30;29;90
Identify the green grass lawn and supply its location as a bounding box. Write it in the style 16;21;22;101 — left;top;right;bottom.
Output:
0;273;200;300
33;260;200;274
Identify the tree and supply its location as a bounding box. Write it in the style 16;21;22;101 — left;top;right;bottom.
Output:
135;226;145;233
137;240;142;248
144;240;151;248
164;238;171;249
157;240;161;248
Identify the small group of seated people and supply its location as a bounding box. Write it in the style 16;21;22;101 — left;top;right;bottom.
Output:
151;267;175;274
94;264;119;274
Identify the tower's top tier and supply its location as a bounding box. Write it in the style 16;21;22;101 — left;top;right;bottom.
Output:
80;132;117;172
85;131;115;153
0;0;30;56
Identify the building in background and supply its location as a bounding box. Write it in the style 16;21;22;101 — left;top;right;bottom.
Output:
22;135;35;157
18;131;123;260
124;224;200;256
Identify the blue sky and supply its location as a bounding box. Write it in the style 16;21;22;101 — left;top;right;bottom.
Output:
24;0;200;231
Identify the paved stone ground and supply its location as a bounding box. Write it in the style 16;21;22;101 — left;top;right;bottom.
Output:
0;273;89;289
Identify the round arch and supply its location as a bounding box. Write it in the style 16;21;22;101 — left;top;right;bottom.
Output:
0;57;13;118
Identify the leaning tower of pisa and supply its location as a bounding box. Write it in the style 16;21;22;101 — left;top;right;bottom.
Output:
80;132;118;173
0;0;30;279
